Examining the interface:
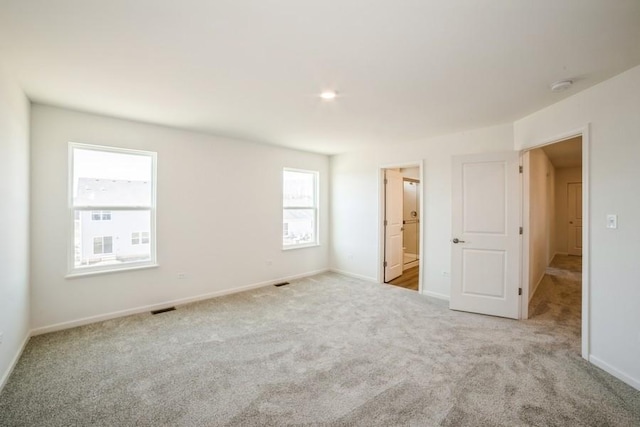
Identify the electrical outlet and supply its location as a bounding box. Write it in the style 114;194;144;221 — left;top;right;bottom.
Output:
266;260;273;266
177;273;187;279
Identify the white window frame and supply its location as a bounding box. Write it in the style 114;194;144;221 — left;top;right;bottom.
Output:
282;168;319;250
68;142;158;277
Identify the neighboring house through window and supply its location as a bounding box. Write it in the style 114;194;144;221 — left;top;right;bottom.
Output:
91;211;111;221
131;231;150;245
282;168;319;249
93;236;113;254
69;143;157;275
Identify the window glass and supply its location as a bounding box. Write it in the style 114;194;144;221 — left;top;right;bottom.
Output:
70;143;156;274
283;169;318;248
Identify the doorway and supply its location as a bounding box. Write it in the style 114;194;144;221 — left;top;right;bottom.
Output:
380;164;423;292
522;134;585;354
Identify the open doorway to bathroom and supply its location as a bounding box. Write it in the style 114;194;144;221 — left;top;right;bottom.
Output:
382;165;421;291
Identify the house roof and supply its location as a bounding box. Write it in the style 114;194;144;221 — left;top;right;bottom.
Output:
75;178;151;207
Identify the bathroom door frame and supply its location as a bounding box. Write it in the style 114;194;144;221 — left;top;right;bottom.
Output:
378;160;424;293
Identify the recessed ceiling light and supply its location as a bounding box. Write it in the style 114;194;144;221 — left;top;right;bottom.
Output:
319;90;338;100
550;80;573;92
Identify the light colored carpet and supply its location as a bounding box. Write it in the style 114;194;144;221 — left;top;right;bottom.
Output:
1;258;639;426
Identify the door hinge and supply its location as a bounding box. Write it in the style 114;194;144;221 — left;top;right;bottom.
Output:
519;226;523;235
384;261;388;267
519;165;523;173
384;219;388;226
518;288;522;296
384;178;388;184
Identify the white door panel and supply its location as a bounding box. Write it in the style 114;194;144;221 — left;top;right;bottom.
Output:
384;170;403;281
462;162;507;234
451;152;520;319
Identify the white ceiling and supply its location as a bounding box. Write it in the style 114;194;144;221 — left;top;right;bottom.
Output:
542;136;582;168
1;1;639;155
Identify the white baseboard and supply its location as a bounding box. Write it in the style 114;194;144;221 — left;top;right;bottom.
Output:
423;290;450;301
0;332;30;393
31;269;329;336
589;355;640;391
403;259;419;269
329;268;377;282
529;272;545;303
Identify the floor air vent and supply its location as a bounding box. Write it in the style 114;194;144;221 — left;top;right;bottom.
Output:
274;282;290;287
151;307;176;315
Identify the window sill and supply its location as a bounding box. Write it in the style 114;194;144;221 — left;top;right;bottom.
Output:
66;263;159;279
282;243;320;251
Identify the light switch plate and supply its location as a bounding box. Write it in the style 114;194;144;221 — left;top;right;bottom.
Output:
606;214;617;229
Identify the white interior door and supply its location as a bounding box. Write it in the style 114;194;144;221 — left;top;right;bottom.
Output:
567;182;583;256
384;169;403;282
451;152;521;319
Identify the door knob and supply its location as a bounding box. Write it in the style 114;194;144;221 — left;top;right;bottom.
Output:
452;238;465;244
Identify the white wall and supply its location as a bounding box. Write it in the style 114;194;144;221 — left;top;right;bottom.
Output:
515;64;640;390
0;68;30;389
30;105;329;331
554;167;582;254
330;123;514;298
527;148;555;301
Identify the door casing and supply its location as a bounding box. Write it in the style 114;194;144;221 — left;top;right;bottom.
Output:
378;161;424;293
520;125;590;361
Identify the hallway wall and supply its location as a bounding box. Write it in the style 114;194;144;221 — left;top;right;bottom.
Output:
0;67;30;389
528;148;555;301
515;64;640;390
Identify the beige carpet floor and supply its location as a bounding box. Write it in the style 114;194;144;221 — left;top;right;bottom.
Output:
1;256;639;426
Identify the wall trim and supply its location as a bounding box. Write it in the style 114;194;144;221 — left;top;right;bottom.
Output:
590;355;640;391
423;290;451;301
0;333;31;393
403;259;419;270
31;269;329;336
329;268;376;282
529;271;545;303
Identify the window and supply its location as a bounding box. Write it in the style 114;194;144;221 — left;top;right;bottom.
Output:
69;143;157;275
131;231;150;245
91;211;111;221
283;168;318;248
93;236;113;254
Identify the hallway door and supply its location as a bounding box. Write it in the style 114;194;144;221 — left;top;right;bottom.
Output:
567;182;583;256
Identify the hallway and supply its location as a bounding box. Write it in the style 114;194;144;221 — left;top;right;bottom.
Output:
528;254;582;350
